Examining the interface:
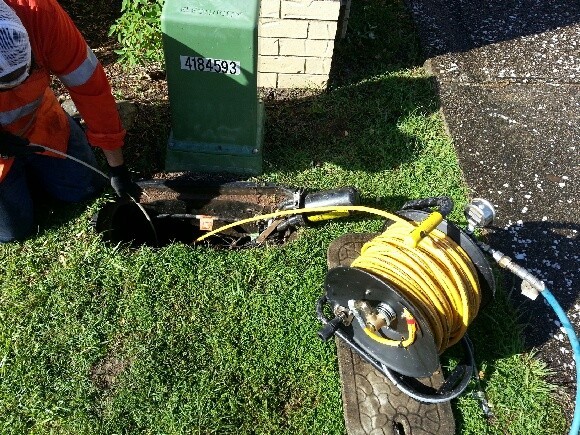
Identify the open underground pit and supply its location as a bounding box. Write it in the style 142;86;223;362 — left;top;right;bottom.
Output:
92;180;360;248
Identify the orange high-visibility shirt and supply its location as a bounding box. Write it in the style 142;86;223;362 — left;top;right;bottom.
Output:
0;0;126;182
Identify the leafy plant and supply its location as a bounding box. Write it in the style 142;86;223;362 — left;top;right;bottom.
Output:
109;0;165;65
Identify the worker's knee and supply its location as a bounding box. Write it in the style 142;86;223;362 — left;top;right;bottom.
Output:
0;165;35;243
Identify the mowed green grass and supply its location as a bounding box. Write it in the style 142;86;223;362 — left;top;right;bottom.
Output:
0;0;566;434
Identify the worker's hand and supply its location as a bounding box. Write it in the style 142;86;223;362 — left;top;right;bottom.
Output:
108;163;142;199
0;131;44;158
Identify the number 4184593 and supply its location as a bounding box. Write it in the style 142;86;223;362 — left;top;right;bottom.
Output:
180;56;241;75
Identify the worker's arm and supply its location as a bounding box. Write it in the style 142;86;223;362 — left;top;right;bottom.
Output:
30;0;126;152
103;148;124;168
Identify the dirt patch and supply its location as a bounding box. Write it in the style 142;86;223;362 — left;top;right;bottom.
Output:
139;189;283;211
90;355;128;391
140;188;181;203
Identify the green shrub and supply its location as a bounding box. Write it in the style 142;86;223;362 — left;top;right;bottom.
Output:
109;0;165;65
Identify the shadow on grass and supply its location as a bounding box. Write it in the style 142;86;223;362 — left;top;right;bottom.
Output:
120;80;442;183
262;74;440;175
256;0;437;174
329;0;426;87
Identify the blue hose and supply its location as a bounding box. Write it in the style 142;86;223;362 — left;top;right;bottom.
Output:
542;288;580;435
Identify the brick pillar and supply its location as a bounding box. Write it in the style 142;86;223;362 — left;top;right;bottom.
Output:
258;0;345;89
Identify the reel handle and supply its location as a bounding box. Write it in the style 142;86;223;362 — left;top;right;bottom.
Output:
317;315;343;342
404;211;443;247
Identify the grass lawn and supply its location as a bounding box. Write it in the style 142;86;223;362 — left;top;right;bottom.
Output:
0;0;567;434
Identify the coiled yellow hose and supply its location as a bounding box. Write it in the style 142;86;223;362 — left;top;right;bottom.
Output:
351;221;481;353
195;205;482;353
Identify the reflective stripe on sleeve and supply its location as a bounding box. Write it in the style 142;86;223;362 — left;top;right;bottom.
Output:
58;46;99;88
0;97;42;126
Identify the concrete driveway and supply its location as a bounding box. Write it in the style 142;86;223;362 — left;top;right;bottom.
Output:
405;0;579;417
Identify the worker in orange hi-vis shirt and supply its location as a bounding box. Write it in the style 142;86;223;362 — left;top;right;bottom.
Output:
0;0;140;242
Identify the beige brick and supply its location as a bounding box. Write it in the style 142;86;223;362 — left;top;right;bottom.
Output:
305;57;333;75
260;0;281;18
279;38;335;57
308;21;338;39
259;18;309;38
259;37;280;56
258;72;278;88
259;55;306;73
281;0;341;20
277;73;328;89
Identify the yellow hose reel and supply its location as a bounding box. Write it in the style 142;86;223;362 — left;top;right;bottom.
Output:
187;191;496;402
317;197;496;402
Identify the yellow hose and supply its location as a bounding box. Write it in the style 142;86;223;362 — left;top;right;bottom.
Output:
351;222;480;353
195;205;481;353
195;205;408;242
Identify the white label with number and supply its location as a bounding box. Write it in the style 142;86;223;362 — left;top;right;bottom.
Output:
180;55;241;75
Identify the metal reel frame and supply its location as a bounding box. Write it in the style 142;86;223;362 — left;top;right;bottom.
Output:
317;295;475;404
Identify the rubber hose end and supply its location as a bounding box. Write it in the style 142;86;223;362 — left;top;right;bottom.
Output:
318;316;343;341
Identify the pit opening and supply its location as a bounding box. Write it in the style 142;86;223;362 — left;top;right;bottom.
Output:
93;180;360;248
93;180;296;248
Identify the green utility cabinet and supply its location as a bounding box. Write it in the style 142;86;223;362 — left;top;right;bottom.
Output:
161;0;264;174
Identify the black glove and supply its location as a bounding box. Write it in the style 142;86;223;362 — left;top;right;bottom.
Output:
0;131;44;158
109;164;141;199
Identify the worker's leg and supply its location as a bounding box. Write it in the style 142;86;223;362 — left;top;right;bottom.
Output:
27;115;104;202
0;116;105;242
0;158;34;242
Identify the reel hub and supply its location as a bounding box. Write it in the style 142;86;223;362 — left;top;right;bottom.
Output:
325;266;439;378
